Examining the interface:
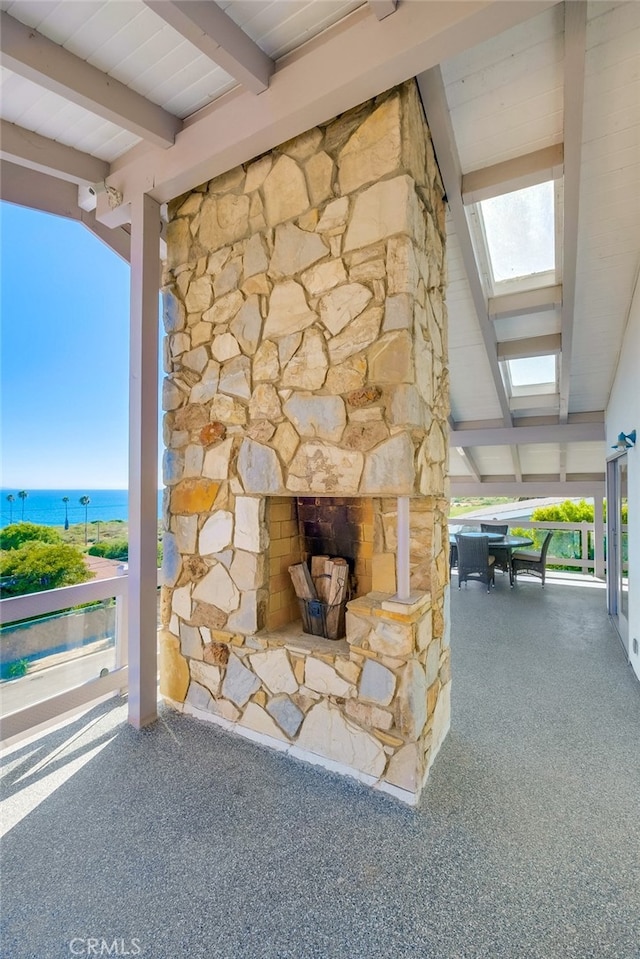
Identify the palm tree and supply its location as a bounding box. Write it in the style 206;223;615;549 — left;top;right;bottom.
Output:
6;494;15;524
62;496;70;531
18;490;28;521
79;496;91;544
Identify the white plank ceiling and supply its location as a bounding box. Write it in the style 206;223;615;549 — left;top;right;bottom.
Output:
1;0;638;496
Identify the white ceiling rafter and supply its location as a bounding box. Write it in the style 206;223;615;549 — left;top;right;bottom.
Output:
448;417;482;481
450;420;604;448
497;334;562;361
489;285;562;319
559;0;588;424
461;144;564;205
451;478;605;497
457;447;483;482
143;1;274;95
0;159;130;262
96;0;557;224
416;67;515;430
0;119;109;187
367;1;398;22
0;11;182;149
559;445;568;482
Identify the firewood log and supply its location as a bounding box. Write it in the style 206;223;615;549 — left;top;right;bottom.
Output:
288;562;317;600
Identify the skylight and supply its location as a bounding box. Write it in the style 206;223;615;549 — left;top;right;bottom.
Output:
480;181;555;285
508;354;557;388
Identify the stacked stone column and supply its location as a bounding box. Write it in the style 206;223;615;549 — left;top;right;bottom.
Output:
160;80;451;803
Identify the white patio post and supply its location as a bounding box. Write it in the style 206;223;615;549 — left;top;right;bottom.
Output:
594;494;605;580
396;496;411;601
128;192;160;728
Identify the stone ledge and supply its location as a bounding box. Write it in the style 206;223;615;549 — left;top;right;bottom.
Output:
347;591;431;625
256;620;350;658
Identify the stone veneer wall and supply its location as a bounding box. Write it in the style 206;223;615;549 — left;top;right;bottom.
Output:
159;80;451;804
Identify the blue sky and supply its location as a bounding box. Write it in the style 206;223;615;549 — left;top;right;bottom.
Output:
0;201;161;489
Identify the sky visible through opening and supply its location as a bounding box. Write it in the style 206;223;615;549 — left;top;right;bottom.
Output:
480;180;555;285
0;201;161;490
508;354;557;388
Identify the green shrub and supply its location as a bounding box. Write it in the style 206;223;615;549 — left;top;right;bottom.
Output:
0;522;62;551
0;542;92;597
2;658;29;679
88;540;129;560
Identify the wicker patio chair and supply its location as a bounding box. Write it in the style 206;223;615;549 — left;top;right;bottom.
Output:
481;523;510;580
511;531;554;587
480;523;508;534
455;533;495;593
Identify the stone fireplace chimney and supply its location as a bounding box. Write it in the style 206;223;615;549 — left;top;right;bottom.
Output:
160;80;450;805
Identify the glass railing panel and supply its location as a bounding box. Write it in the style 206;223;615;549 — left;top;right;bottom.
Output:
1;599;119;714
0;577;127;739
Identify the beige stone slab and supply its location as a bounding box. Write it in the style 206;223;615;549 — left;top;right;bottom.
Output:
324;356;367;394
297;701;386;778
343;176;414;252
263;155;309;226
269;222;328;278
253;340;280;382
381;592;429;615
320;283;372;337
264;281;316;338
283;392;346;443
384;742;419;792
327;307;382;365
193;562;240;613
189;660;222;698
304;151;334;207
361;433;415;494
249;648;297;695
338;94;402;195
200;193;250;249
300;259;347;297
239;702;289;742
244;155;272;193
287;443;363;494
281;329;328;390
304;658;355;697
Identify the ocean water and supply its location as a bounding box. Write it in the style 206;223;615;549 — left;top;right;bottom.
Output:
0;489;163;528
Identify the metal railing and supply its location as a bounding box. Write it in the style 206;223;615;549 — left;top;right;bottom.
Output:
0;574;129;745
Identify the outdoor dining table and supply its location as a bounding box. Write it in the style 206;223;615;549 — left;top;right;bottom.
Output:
449;531;534;587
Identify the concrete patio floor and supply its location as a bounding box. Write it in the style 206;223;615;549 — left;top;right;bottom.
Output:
1;575;639;959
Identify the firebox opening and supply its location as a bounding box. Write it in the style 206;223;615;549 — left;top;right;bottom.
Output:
265;496;375;633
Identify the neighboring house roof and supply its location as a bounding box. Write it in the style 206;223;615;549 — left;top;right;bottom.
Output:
453;497;586;523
